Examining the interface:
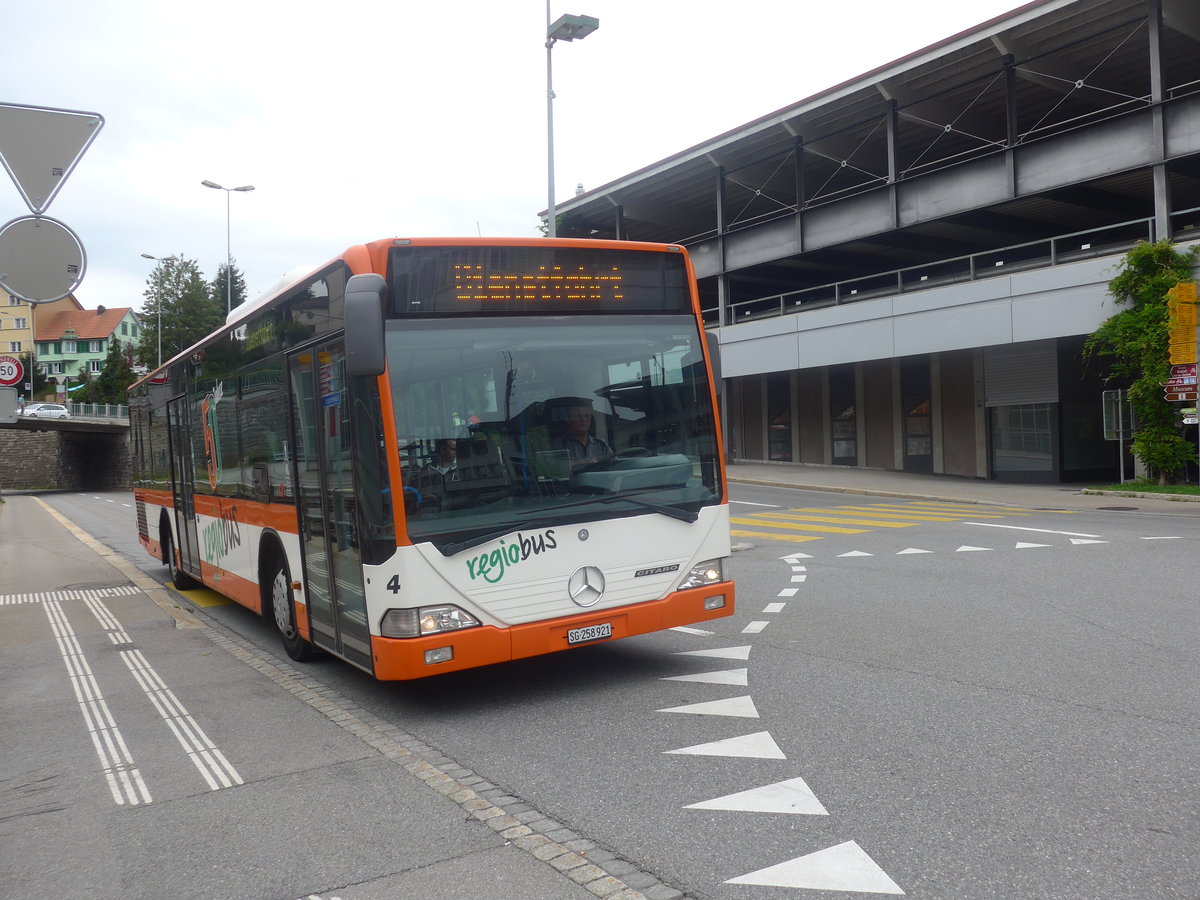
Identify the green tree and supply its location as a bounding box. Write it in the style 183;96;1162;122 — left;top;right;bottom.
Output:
75;361;99;404
211;260;248;314
1084;239;1199;483
94;338;136;404
137;256;223;368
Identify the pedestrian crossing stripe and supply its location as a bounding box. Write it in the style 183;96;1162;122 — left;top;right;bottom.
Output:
731;530;823;542
794;506;972;521
751;512;919;528
829;505;1009;520
730;517;868;535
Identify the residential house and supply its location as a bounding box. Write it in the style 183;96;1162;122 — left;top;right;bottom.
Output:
0;286;34;358
35;305;142;399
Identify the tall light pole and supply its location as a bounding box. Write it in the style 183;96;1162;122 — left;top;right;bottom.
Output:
201;179;254;314
140;253;176;368
545;7;598;238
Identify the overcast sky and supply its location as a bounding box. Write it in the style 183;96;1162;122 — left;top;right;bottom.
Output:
4;0;1026;313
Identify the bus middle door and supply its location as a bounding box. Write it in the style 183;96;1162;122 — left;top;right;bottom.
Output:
166;397;202;581
288;339;373;672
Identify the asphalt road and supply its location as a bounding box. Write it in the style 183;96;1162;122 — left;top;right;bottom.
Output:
36;487;1200;900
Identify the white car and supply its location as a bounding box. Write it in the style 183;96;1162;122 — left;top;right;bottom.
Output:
22;402;71;419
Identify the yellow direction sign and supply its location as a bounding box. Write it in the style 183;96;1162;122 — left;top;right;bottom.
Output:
1167;282;1198;365
0;103;104;215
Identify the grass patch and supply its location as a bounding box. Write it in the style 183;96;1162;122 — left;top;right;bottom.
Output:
1088;481;1200;495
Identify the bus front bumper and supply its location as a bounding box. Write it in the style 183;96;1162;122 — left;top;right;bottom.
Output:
369;582;735;681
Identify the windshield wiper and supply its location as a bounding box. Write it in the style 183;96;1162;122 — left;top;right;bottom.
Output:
439;521;532;557
437;492;699;556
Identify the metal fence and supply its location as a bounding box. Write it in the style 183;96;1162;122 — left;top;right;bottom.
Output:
68;402;128;419
704;210;1200;327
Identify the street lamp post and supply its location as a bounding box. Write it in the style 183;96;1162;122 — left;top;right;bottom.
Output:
201;179;255;314
140;252;176;368
545;7;598;239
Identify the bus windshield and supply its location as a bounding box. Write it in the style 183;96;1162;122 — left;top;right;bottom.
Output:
386;315;722;554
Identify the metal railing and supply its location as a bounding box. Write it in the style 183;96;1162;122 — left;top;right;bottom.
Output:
68;402;128;419
704;211;1200;327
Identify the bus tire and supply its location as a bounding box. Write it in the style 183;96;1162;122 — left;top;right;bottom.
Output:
162;518;200;590
267;554;314;662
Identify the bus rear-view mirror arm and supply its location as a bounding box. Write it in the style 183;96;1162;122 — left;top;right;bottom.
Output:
345;273;388;377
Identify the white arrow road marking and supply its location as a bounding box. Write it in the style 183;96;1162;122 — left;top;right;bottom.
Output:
726;840;904;894
838;550;873;557
964;522;1101;537
685;776;828;815
1069;538;1109;545
1014;542;1052;549
665;731;786;759
661;667;748;686
956;545;992;552
674;646;752;660
896;548;932;554
658;695;760;718
780;552;814;560
670;626;714;635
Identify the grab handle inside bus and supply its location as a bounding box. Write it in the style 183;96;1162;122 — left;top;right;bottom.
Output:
345;273;388;376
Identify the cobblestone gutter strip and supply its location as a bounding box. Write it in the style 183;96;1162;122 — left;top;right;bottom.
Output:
204;627;691;900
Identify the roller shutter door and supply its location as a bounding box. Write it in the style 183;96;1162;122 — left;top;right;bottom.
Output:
983;340;1057;407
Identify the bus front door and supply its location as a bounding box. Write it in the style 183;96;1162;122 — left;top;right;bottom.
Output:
289;339;374;672
166;397;202;581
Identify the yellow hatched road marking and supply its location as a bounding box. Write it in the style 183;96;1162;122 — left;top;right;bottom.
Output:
908;502;1029;512
731;517;868;534
790;506;964;521
731;530;823;542
751;512;917;528
851;505;1009;518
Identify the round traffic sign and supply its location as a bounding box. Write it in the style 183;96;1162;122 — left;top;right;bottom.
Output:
0;354;23;386
0;214;86;303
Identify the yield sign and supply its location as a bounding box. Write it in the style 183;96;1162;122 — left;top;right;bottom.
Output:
0;103;104;214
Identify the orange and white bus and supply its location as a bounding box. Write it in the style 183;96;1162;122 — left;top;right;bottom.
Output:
129;237;733;679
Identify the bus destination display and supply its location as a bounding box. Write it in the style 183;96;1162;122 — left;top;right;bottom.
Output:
389;246;690;316
454;263;624;305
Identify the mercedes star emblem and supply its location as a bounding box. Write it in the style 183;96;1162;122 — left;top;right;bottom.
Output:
567;565;605;608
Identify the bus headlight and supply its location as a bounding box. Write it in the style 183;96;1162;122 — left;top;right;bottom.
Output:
380;605;481;638
680;558;726;589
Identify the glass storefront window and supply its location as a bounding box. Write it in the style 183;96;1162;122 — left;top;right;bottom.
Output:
991;403;1054;471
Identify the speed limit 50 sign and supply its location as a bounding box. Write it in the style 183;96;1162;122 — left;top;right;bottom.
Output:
0;355;24;386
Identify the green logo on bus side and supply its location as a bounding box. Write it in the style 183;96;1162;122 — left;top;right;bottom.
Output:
465;529;558;584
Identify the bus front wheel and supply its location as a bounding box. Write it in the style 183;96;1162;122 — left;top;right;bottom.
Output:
269;559;314;662
162;523;199;590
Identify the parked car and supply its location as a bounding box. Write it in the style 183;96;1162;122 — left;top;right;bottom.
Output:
22;402;71;419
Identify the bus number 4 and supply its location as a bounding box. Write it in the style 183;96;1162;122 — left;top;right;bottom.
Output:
387;575;402;594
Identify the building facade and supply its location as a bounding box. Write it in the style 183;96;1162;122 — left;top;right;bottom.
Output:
551;0;1200;482
34;306;141;399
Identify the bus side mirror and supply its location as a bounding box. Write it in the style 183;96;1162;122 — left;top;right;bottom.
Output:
705;330;722;388
345;273;387;377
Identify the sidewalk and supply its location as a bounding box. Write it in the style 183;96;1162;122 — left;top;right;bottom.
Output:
0;495;655;900
725;460;1200;514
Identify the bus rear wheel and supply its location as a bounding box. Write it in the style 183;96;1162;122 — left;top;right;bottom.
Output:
269;560;314;662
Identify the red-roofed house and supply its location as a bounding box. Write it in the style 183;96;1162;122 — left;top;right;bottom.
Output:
34;305;142;398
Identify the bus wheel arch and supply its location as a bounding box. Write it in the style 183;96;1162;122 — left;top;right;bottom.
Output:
259;534;314;662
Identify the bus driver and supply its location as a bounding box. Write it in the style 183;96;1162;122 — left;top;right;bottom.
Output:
554;403;612;468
